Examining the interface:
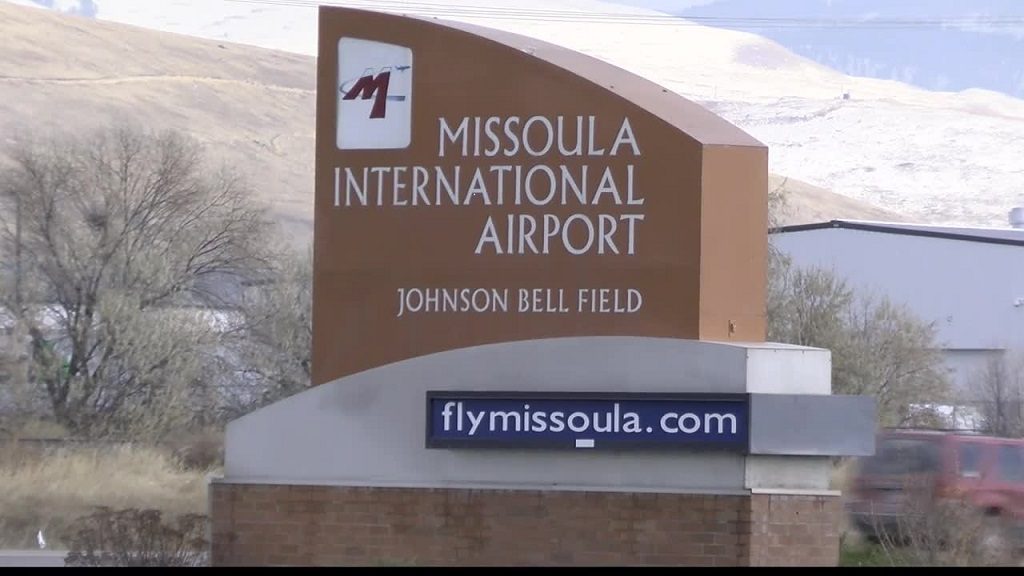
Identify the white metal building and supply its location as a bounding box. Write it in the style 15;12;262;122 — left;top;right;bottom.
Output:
770;218;1024;399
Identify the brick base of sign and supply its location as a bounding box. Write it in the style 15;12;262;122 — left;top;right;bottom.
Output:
209;483;841;566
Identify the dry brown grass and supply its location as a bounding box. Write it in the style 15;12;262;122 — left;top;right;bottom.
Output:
769;175;907;227
0;441;216;549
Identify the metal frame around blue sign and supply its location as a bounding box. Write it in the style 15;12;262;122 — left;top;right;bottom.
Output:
425;390;752;452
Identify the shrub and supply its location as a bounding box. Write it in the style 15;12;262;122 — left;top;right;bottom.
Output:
867;477;1019;566
64;507;208;567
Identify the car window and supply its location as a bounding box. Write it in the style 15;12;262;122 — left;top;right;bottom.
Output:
862;438;941;475
959;443;983;477
997;445;1024;483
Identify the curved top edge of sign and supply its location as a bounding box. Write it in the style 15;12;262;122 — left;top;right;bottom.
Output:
320;6;765;149
320;335;801;385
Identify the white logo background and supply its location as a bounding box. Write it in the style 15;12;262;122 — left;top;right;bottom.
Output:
337;37;413;150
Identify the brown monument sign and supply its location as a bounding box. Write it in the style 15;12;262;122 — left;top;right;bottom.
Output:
313;7;768;384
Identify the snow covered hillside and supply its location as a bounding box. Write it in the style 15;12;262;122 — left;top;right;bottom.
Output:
9;0;1024;227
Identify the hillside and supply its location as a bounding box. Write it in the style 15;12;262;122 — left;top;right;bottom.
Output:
0;0;901;244
26;0;1024;229
0;1;316;244
770;175;905;226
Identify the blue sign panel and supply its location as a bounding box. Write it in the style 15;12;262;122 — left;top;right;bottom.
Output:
426;392;749;451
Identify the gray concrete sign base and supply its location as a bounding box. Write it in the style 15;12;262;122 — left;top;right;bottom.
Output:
210;337;876;566
218;337;874;494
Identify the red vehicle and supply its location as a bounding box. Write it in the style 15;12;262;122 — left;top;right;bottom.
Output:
847;428;1024;545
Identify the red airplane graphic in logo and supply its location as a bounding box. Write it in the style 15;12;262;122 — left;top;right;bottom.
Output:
340;66;410;119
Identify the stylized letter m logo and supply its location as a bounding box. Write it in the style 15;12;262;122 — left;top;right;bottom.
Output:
342;71;391;119
336;38;412;150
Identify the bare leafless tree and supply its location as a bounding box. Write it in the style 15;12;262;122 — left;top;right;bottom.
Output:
216;244;312;417
0;126;274;438
971;352;1024;438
